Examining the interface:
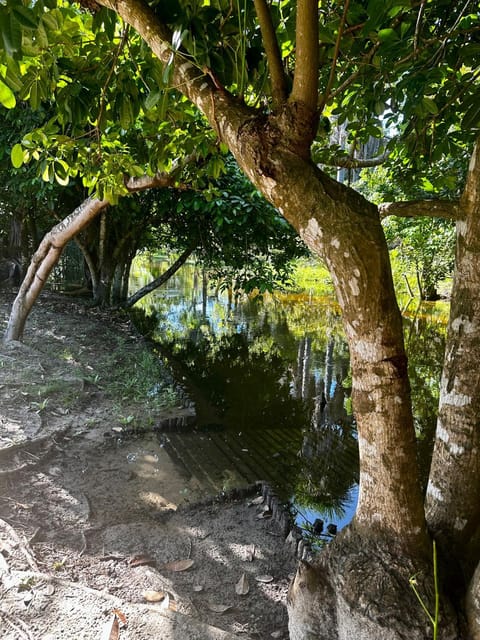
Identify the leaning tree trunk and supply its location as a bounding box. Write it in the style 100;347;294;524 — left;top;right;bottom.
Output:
124;246;195;307
3;197;109;343
426;140;480;603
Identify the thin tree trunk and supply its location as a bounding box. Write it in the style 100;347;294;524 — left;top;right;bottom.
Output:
3;198;109;343
124;246;194;308
426;139;480;582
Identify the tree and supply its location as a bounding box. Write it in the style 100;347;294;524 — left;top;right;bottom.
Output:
1;1;480;637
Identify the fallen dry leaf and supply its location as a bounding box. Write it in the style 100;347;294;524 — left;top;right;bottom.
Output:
113;608;128;627
207;603;233;613
255;574;274;583
248;495;264;507
44;583;55;596
143;590;166;603
162;558;194;572
193;584;204;592
235;573;249;595
100;615;119;640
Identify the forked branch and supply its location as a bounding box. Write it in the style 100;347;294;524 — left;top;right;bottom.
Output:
290;0;319;110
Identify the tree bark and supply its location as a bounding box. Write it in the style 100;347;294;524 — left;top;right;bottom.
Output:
426;139;480;582
379;199;459;220
3;197;109;343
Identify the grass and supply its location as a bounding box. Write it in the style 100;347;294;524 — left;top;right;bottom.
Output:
409;541;440;640
93;336;182;413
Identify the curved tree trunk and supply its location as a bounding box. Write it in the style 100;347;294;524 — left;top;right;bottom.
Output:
3;197;109;343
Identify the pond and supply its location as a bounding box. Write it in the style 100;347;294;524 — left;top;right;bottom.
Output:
129;255;449;543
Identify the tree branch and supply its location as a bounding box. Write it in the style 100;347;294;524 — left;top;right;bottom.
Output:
124;246;195;307
3;153;202;342
379;199;460;220
318;0;350;112
322;149;391;169
3;197;110;343
125;172;184;192
125;151;205;192
95;0;256;144
290;0;319;110
253;0;288;109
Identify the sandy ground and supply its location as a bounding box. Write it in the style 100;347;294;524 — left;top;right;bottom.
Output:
0;291;297;640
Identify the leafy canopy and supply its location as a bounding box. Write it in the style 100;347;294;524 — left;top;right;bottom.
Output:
0;0;478;200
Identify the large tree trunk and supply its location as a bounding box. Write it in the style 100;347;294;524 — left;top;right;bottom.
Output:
426;140;480;593
235;129;438;638
3;197;108;343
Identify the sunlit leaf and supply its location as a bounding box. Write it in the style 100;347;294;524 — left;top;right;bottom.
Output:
11;143;24;168
255;574;274;583
112;609;127;626
100;615;119;640
0;78;15;109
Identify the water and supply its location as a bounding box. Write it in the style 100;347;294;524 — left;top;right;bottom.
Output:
129;255;448;541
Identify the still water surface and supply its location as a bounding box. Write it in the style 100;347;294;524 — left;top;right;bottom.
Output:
130;257;449;540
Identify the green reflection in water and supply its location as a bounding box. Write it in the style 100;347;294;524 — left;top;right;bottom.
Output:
129;256;448;534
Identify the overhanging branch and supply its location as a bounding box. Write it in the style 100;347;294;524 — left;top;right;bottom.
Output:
379;200;460;220
95;0;256;144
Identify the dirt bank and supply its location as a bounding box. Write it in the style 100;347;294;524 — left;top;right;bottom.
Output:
0;291;296;639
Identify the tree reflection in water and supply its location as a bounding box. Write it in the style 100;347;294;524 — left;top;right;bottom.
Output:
129;259;448;538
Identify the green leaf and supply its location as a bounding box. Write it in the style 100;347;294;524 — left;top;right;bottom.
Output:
11;143;24;168
0;11;22;57
42;162;52;183
119;95;134;129
422;97;438;115
377;28;399;42
12;5;38;30
29;80;40;110
0;77;15;109
4;57;23;92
